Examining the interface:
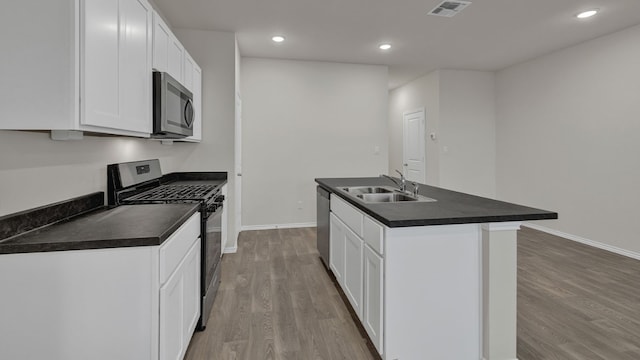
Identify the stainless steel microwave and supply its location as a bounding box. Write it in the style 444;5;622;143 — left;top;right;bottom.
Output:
152;71;194;138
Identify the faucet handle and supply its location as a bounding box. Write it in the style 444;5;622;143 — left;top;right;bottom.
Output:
412;182;419;197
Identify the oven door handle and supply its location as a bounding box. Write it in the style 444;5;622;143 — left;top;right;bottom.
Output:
206;203;224;216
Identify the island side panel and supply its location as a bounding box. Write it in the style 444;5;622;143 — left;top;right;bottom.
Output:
482;222;521;360
384;223;482;360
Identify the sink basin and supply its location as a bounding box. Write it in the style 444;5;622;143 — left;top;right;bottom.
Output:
340;185;437;203
357;193;417;202
341;186;394;194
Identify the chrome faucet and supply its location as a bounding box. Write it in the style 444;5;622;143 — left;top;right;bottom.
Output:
411;182;419;197
381;170;406;192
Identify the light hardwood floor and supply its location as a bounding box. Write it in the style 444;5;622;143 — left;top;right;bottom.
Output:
185;226;640;360
184;228;374;360
517;227;640;360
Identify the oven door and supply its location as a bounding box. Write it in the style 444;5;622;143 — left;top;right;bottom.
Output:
200;203;222;329
205;205;222;284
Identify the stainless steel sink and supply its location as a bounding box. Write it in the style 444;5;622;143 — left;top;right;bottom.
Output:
340;186;394;194
341;186;437;203
357;193;417;202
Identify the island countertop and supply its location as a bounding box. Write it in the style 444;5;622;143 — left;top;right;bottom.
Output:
315;177;557;227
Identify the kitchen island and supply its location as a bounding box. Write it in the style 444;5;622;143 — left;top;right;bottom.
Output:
316;177;557;360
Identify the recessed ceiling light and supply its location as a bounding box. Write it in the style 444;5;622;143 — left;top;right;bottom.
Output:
576;9;598;19
272;35;285;43
379;43;391;50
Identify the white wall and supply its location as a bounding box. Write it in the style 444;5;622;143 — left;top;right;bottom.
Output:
439;70;496;198
0;133;189;215
174;29;237;250
388;71;440;185
0;29;237;251
389;70;496;197
496;24;640;253
241;58;389;228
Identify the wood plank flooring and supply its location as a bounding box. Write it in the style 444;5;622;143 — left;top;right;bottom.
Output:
184;228;374;360
185;226;640;360
517;226;640;360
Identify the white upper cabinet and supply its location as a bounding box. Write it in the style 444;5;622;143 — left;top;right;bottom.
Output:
180;52;202;142
167;38;184;83
82;0;152;134
0;0;153;137
152;12;169;72
151;12;202;143
183;52;196;92
153;12;183;83
192;65;202;141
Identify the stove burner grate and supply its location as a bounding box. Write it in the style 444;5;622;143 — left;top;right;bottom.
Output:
125;184;216;201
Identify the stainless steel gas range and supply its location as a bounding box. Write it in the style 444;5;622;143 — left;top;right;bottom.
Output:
107;159;226;330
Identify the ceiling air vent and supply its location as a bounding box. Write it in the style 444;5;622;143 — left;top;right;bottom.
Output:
428;0;471;17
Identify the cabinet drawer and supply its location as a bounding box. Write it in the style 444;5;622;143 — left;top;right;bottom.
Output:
331;195;363;237
363;216;384;255
159;213;200;285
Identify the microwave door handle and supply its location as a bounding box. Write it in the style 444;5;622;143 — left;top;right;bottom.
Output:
185;99;194;127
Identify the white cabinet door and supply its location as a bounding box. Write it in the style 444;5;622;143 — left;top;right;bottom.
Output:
120;0;152;133
181;61;202;142
152;12;170;72
183;52;195;91
329;213;345;285
158;214;201;360
160;263;185;360
151;10;182;82
82;0;151;133
167;36;184;82
82;0;121;129
344;224;364;320
191;65;202;141
364;244;384;355
182;239;201;346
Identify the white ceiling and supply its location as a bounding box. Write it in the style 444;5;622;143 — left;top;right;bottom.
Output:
153;0;640;89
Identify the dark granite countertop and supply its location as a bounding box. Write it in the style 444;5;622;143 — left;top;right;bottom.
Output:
316;177;557;228
0;203;199;255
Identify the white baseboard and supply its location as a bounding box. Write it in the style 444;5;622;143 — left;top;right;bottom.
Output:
241;222;317;231
523;223;640;261
223;246;237;254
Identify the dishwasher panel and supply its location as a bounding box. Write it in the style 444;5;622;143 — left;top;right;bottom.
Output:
316;186;330;269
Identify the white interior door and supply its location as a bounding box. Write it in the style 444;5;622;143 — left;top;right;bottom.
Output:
234;93;242;249
403;108;426;183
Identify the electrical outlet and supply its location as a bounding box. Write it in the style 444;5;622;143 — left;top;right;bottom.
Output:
297;200;303;210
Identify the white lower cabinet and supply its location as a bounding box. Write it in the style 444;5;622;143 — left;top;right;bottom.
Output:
160;270;184;360
182;241;201;344
0;213;201;360
330;195;384;355
329;213;346;285
363;243;384;354
343;224;364;319
160;237;200;360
